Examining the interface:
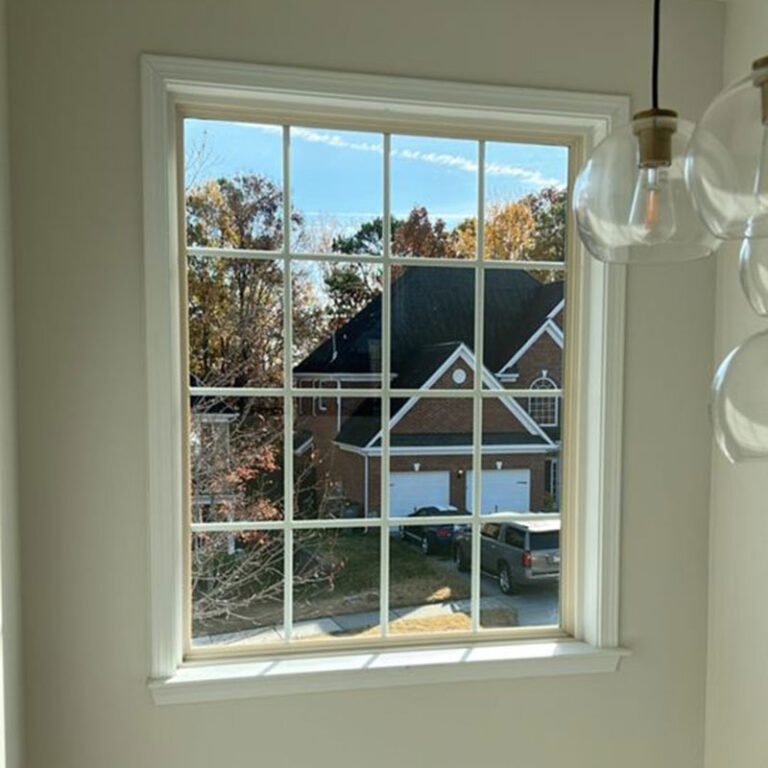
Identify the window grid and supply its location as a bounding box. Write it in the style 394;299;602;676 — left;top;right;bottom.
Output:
185;124;567;650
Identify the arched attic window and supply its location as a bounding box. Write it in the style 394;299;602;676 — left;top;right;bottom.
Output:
529;375;559;427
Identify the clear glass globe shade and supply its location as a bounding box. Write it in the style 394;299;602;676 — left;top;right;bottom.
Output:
573;115;717;264
739;238;768;316
712;330;768;462
686;68;768;240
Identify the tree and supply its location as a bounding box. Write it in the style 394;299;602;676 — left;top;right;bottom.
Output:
392;205;454;259
186;174;332;636
186;174;300;251
454;187;567;281
331;216;388;256
322;262;382;329
483;201;537;260
186;175;323;388
520;185;567;264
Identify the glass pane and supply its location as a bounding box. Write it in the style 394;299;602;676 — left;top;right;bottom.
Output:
477;396;561;514
389;528;471;635
184;118;286;251
191;531;284;647
388;397;473;519
484;142;569;262
293;528;381;641
190;397;284;522
293;397;382;520
391;266;475;390
292;261;383;380
188;256;283;388
477;518;560;629
484;268;564;398
291;126;383;254
391;134;478;258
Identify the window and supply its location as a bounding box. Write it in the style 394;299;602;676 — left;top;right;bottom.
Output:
529;375;559;427
143;56;628;700
545;457;560;511
481;523;501;541
529;531;559;551
185;118;567;648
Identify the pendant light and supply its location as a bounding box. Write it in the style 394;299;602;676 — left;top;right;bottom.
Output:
711;330;768;462
573;0;716;264
686;57;768;240
739;238;768;317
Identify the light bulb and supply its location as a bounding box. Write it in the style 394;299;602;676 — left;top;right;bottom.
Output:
628;167;676;243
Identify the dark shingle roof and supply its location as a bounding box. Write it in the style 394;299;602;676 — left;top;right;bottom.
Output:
296;267;562;378
295;294;382;375
484;275;563;372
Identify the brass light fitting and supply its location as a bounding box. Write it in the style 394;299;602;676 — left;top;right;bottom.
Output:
752;56;768;126
632;108;678;168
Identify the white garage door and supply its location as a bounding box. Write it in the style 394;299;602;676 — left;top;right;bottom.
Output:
465;469;531;514
389;471;450;518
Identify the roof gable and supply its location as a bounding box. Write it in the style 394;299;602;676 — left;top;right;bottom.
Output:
295;267;561;379
335;343;553;449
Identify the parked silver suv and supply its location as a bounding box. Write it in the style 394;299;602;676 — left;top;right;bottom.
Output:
454;514;560;594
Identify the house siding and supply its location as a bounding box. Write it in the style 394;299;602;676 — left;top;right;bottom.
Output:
393;394;531;436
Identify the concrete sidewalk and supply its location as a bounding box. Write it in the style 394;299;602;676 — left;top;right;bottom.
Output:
193;593;550;648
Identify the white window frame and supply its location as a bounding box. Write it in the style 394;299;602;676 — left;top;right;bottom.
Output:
141;54;629;703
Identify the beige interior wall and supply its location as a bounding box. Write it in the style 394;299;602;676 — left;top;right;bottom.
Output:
0;0;22;764
6;1;723;767
706;2;768;766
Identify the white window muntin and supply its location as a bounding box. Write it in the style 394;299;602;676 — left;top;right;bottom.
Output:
143;55;627;685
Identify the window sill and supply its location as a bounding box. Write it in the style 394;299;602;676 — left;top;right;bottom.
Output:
149;639;630;704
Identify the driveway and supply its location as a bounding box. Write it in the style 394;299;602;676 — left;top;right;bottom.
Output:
428;554;560;627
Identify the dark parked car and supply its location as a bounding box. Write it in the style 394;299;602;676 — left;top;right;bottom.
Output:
454;514;560;593
399;505;467;555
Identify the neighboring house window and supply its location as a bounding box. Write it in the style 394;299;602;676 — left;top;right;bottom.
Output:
144;57;627;697
529;375;559;427
314;382;327;413
545;457;560;511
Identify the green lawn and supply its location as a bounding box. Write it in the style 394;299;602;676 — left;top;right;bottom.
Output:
195;530;517;639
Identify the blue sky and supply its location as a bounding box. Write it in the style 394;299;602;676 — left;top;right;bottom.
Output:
184;118;568;234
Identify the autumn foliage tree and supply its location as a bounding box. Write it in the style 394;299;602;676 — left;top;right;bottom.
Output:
186;175;331;634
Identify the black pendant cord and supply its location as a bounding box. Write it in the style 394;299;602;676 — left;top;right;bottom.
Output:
652;0;661;109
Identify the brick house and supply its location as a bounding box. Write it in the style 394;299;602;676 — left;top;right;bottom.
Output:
293;266;563;518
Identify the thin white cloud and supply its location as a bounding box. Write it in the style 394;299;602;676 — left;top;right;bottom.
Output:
485;162;563;188
293;127;383;154
245;124;563;189
245;123;383;154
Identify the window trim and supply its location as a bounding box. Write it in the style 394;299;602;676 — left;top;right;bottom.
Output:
141;54;629;699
